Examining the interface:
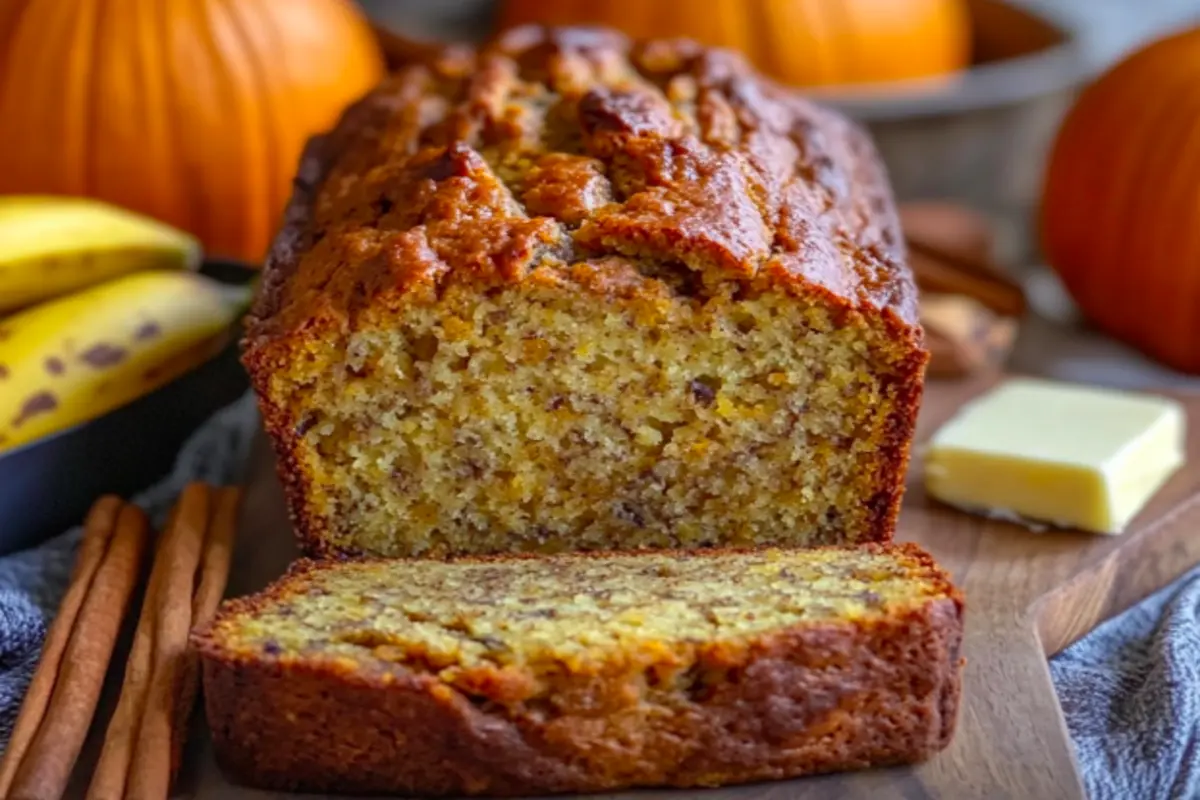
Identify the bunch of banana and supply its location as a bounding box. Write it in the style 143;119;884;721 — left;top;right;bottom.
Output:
0;197;251;455
0;195;202;312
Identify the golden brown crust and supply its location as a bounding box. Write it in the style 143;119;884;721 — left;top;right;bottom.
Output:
244;26;917;348
194;544;963;795
866;361;927;541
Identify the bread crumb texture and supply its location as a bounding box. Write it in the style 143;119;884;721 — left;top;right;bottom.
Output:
206;545;946;673
195;545;963;795
243;26;927;558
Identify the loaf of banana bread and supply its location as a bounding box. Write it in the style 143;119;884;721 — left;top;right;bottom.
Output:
243;25;928;559
195;543;964;796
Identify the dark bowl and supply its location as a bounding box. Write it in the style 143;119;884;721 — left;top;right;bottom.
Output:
0;260;254;556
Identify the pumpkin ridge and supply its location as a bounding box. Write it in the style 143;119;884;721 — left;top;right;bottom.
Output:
738;2;774;82
1140;81;1200;365
1043;81;1126;301
1;0;67;192
191;0;247;257
1143;40;1200;364
81;0;118;197
1048;61;1160;319
168;0;217;251
1042;26;1200;373
225;0;289;259
218;0;277;260
143;0;187;227
57;0;96;195
0;1;34;173
80;0;107;196
113;0;158;218
265;1;308;228
25;0;70;188
0;1;33;61
1095;53;1195;344
1113;45;1200;330
819;0;857;86
1045;33;1185;274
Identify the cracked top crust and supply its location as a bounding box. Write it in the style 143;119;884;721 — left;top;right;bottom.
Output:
245;25;920;351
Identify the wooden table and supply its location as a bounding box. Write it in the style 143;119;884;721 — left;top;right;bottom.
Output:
174;367;1200;799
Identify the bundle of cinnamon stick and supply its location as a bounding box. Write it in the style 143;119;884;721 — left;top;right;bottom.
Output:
0;483;240;800
899;202;1028;379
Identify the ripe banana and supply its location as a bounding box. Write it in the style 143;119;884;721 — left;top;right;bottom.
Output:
0;195;201;313
0;270;251;455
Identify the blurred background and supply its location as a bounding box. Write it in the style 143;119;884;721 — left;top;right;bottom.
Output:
362;1;1200;66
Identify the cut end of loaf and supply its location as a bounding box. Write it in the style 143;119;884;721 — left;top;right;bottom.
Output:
197;544;959;677
193;543;964;796
256;270;923;558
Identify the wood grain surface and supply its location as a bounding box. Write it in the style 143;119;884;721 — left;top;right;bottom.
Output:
97;373;1200;799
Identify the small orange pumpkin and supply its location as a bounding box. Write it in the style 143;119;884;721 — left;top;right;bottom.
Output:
1041;27;1200;373
0;0;384;264
497;0;972;87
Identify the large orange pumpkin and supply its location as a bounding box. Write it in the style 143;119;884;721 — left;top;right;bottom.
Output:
1041;27;1200;373
0;0;384;264
496;0;972;87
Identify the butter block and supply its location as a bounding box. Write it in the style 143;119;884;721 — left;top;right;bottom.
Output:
924;378;1186;534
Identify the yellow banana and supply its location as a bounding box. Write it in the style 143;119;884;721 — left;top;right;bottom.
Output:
0;270;251;454
0;195;201;313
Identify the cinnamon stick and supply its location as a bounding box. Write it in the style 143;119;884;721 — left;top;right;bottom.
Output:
899;201;996;271
89;484;242;800
908;248;1027;318
170;486;241;778
85;502;183;800
7;502;150;800
898;200;1027;319
0;496;121;798
123;483;212;800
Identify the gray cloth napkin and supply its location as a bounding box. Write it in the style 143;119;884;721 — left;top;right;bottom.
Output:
0;387;1196;799
1050;568;1200;799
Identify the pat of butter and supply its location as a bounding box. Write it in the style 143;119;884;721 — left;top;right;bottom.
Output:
924;378;1186;534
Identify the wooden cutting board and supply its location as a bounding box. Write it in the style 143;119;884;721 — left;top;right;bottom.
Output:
133;374;1200;798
